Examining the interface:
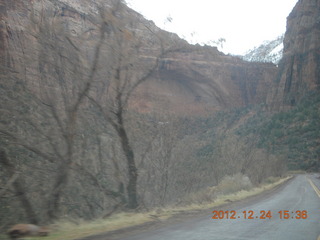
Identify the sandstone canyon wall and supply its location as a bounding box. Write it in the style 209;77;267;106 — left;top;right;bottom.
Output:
0;0;277;115
268;0;320;110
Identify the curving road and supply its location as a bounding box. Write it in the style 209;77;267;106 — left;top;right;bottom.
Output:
115;174;320;240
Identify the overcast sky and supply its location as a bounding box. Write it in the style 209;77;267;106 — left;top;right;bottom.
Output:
126;0;298;55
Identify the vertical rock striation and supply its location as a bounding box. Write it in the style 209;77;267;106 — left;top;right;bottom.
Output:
268;0;320;110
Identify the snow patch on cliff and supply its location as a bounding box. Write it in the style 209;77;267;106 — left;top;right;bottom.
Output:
243;35;284;64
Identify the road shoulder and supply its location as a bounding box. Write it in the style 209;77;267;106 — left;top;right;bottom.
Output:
76;176;294;240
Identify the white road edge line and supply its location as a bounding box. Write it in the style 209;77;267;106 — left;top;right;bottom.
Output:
306;177;320;240
307;177;320;198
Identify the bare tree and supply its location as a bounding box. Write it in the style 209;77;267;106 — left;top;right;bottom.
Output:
0;0;183;224
87;2;181;209
0;5;107;220
134;114;180;207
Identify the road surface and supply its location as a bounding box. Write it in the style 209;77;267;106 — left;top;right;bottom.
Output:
115;174;320;240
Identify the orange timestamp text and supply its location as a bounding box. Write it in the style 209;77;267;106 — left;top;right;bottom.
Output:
211;210;308;220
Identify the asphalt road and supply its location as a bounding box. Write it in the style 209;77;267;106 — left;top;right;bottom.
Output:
116;174;320;240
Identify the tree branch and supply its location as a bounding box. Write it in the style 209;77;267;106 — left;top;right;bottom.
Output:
0;129;56;163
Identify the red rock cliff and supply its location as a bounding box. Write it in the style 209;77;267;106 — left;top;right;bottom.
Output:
268;0;320;110
0;0;277;115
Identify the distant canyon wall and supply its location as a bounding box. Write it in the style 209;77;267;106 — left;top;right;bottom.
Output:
1;0;280;115
133;47;276;114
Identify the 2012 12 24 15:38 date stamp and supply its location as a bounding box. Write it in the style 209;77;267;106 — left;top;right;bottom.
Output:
211;210;308;220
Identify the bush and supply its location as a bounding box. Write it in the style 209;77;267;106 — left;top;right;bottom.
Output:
178;186;216;206
263;176;281;184
217;173;253;195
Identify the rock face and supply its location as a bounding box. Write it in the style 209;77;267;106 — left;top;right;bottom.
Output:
133;46;276;114
268;0;320;110
0;0;277;115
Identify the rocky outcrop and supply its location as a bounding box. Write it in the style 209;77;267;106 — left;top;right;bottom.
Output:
0;0;277;115
268;0;320;110
132;47;276;114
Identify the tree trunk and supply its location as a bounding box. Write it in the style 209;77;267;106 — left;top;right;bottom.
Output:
46;163;70;220
116;114;138;209
0;150;39;224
